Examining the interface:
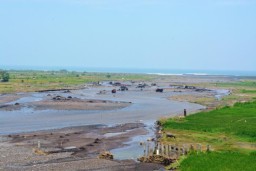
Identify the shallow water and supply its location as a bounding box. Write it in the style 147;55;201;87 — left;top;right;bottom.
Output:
0;88;204;135
111;122;156;160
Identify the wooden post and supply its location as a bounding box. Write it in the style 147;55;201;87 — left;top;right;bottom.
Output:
161;143;164;156
156;149;160;155
37;141;41;149
156;142;160;155
184;144;188;155
143;143;146;156
164;144;168;157
176;146;179;153
190;144;194;151
166;144;170;157
181;147;185;155
171;145;175;152
176;146;180;158
168;145;172;157
147;142;150;157
149;148;153;156
197;144;202;153
207;144;211;152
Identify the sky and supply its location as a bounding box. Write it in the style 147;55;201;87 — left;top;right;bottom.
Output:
0;0;256;71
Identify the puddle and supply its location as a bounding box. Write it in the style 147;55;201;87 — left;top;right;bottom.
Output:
7;96;43;105
104;131;131;138
110;123;156;160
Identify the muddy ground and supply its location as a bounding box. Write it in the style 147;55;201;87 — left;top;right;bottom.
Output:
0;123;164;171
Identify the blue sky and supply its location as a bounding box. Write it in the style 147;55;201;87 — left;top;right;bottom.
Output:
0;0;256;71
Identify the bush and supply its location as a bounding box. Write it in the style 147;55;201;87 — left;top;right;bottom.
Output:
0;71;10;82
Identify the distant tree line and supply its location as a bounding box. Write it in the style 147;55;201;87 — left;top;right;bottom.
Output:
0;70;10;82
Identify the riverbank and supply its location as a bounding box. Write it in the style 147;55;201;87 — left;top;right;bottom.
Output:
160;101;256;170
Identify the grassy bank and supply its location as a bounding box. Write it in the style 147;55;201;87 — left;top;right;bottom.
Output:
163;101;256;141
161;101;256;170
0;70;154;93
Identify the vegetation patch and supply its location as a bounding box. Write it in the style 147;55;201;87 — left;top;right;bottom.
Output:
0;70;155;93
163;101;256;142
241;89;256;94
180;151;256;171
170;94;217;108
161;101;256;170
215;81;256;88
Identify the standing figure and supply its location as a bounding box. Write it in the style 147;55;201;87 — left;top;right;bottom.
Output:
184;109;187;117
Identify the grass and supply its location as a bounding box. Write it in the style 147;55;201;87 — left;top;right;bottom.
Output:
241;89;256;94
0;70;154;93
179;151;256;171
215;81;256;88
170;94;217;108
210;80;256;106
160;129;250;152
163;101;256;142
161;101;256;170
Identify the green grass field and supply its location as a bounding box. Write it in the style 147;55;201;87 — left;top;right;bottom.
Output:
163;101;256;142
162;101;256;170
179;151;256;171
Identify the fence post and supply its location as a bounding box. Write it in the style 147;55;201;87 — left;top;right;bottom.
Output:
161;143;164;156
197;144;202;153
190;144;194;151
207;144;211;152
176;146;179;158
184;144;188;154
38;141;41;149
156;142;160;155
143;142;146;156
147;142;150;157
165;144;169;157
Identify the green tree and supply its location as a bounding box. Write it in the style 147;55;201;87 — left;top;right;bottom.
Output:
0;71;10;82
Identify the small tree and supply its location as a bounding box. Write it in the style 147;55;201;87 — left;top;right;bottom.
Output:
106;74;111;78
1;71;10;82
